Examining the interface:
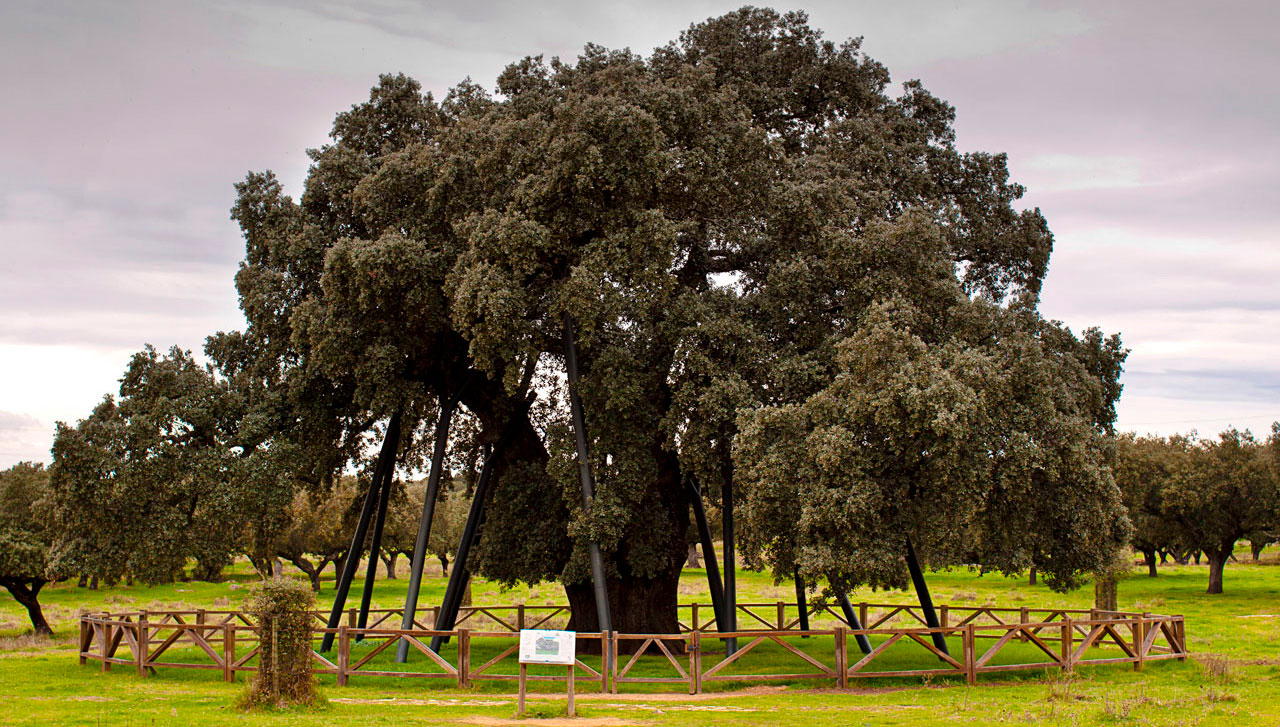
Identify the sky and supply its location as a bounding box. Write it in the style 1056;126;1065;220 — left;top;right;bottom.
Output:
1;0;1277;466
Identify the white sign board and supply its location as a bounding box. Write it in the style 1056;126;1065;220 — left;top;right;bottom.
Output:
518;629;576;665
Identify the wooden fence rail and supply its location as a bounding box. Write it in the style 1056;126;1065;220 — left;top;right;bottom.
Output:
79;603;1187;692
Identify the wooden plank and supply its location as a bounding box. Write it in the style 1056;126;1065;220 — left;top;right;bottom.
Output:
975;628;1021;668
767;634;833;675
350;636;398;672
702;635;770;678
471;643;519;677
848;634;902;674
905;632;962;669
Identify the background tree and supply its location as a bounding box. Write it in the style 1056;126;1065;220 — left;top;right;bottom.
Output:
1162;428;1279;594
213;7;1126;631
734;250;1131;595
275;479;358;591
49;346;262;584
0;462;64;635
1112;433;1189;576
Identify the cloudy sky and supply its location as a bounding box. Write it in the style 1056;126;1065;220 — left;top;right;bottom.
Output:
1;0;1276;466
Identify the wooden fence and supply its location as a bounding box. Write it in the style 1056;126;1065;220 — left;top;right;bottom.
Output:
78;602;1187;692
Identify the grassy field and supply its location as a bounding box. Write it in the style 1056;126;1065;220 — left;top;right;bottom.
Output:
2;548;1278;726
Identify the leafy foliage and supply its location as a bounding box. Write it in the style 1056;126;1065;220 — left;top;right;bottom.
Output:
0;462;63;634
1160;428;1279;594
42;8;1134;627
242;578;318;709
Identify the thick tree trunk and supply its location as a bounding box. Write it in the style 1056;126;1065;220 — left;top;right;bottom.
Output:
1158;550;1170;565
1193;551;1202;566
686;543;701;568
381;550;399;579
1253;543;1265;561
1;579;52;635
566;447;687;654
1094;575;1118;610
1028;567;1037;586
192;559;225;583
1206;548;1228;594
77;574;87;588
566;569;682;654
89;575;98;591
286;556;323;592
437;554;448;577
1142;549;1157;577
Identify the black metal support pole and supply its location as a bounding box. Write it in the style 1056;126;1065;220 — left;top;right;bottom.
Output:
320;413;402;652
356;413;402;640
563;314;613;635
794;570;810;637
837;592;873;654
905;536;949;657
687;480;725;630
722;470;737;655
430;446;499;653
396;402;455;662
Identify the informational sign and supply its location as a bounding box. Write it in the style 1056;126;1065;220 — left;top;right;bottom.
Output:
518;629;576;665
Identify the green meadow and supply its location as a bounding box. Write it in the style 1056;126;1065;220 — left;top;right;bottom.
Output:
2;548;1278;726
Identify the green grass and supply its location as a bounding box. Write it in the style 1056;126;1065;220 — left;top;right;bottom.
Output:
3;546;1280;725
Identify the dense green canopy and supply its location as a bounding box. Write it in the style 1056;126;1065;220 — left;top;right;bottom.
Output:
209;8;1128;629
0;462;62;633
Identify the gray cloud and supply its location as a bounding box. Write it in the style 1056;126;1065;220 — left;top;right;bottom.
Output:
1;0;1278;463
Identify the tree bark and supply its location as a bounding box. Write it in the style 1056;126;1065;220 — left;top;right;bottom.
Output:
1;579;52;635
437;554;448;577
685;543;701;568
565;447;687;654
285;555;324;592
1142;549;1157;577
566;569;682;654
1028;567;1037;585
1253;542;1265;561
381;550;399;579
1094;574;1118;610
1206;547;1229;594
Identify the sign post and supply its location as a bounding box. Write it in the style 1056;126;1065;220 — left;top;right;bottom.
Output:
517;629;577;717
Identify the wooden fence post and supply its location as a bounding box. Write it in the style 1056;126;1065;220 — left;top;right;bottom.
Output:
1133;617;1145;672
835;627;847;689
691;603;699;631
336;625;349;686
79;618;89;666
458;629;470;688
100;622;110;673
610;631;620;694
1020;607;1029;642
137;616;148;677
517;604;525;631
223;624;235;683
940;605;949;629
859;602;868;629
1176;618;1187;661
689;630;701;694
963;623;976;686
1061;617;1074;673
566;662;575;717
777;601;785;629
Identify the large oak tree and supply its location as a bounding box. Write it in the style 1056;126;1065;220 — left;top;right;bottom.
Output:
215;8;1128;632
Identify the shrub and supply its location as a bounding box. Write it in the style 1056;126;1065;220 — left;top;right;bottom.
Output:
242;579;317;709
